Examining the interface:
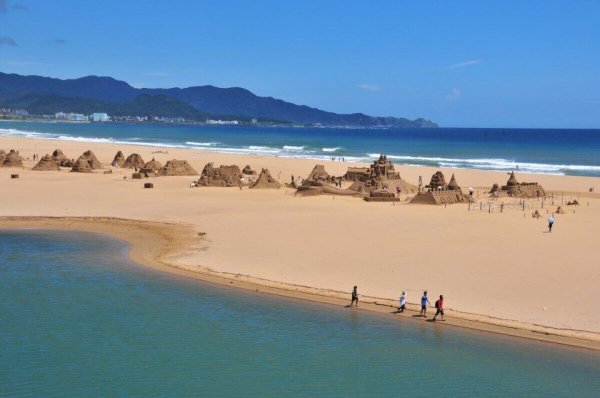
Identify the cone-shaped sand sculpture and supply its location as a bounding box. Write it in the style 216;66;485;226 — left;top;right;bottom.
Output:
112;151;125;167
447;174;461;191
250;168;281;189
157;160;198;176
2;150;23;167
71;156;94;173
81;150;102;169
32;154;60;171
51;149;73;167
143;158;163;172
123;153;145;169
307;164;329;181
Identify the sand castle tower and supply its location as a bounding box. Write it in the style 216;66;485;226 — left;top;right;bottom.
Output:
157;160;198;176
447;174;461;191
250;168;281;189
428;171;447;189
71;156;94;173
81;150;102;169
32;154;60;171
112;151;126;167
2;150;23;167
123;153;145;169
0;150;6;164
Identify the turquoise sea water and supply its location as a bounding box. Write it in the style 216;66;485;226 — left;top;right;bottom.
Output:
2;121;600;176
1;230;600;397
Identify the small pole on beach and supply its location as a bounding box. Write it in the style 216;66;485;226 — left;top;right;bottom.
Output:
480;202;483;211
488;204;491;213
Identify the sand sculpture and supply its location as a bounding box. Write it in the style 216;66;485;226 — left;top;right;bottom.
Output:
250;168;281;189
364;189;400;202
123;153;145;169
308;164;330;181
157;159;198;176
70;156;94;173
2;150;23;167
0;150;6;164
81;150;102;169
345;154;417;194
32;154;60;171
410;172;470;205
427;171;447;189
490;172;546;198
242;165;257;175
197;162;243;187
51;149;74;167
143;158;163;172
111;151;125;167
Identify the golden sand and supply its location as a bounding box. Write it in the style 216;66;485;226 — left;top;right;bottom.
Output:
1;135;600;349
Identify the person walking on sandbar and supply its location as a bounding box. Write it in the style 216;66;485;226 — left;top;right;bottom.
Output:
548;215;555;233
433;295;445;321
351;286;359;307
398;291;407;312
420;291;430;317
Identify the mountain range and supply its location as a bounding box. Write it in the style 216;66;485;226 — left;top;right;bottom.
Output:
0;72;437;127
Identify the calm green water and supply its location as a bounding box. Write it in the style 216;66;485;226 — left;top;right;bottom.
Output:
1;230;599;397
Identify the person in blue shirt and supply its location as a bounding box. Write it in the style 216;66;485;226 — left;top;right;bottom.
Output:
420;291;430;317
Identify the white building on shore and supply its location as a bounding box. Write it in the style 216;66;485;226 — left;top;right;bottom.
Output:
92;112;111;122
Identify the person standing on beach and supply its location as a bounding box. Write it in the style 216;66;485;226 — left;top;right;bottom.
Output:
398;291;407;312
351;286;359;307
420;291;430;317
433;295;444;321
548;215;555;233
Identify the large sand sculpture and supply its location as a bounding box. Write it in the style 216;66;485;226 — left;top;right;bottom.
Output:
490;172;546;198
410;172;470;205
51;149;74;167
123;153;145;169
197;162;243;187
250;168;281;189
112;151;126;167
2;149;23;168
345;154;417;194
71;156;94;173
81;150;102;169
32;154;60;171
157;160;198;176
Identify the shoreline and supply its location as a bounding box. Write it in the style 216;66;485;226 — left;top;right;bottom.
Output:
2;216;599;352
2;123;600;178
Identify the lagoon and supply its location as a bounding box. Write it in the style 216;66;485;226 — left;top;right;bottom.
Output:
1;230;599;397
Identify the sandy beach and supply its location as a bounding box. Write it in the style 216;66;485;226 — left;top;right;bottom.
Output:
2;135;600;349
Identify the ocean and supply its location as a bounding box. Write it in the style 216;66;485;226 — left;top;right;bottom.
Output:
1;121;600;177
1;229;600;397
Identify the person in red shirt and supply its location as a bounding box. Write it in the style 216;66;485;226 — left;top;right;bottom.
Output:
433;294;444;321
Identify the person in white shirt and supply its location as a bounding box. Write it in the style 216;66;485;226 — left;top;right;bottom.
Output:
548;216;555;233
398;291;407;313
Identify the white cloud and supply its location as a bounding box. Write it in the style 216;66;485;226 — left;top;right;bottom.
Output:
358;83;381;92
447;60;482;69
445;88;461;102
142;71;169;77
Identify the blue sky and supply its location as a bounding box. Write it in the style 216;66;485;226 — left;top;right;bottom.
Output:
1;0;599;128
